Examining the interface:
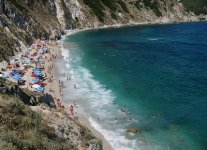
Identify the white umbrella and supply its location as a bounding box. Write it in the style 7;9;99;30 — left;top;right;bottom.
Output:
32;84;40;88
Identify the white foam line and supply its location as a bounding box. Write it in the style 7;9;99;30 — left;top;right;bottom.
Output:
59;31;141;150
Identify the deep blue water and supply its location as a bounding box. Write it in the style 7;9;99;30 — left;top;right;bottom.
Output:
64;22;207;150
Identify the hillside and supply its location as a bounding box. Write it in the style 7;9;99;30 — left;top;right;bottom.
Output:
0;0;206;149
0;0;206;61
0;80;102;150
181;0;207;15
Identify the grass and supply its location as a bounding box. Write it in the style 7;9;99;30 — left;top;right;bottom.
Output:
0;93;76;150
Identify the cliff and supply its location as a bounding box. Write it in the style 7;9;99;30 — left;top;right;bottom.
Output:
0;0;206;61
0;0;206;149
0;79;102;150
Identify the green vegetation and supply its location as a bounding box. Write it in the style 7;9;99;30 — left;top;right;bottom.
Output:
134;1;142;10
142;0;163;17
180;0;207;14
82;0;105;22
118;1;129;13
82;0;129;22
82;0;164;21
0;94;76;150
0;29;15;62
7;0;28;13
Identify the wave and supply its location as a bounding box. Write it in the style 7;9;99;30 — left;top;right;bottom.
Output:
147;38;159;41
59;43;142;150
89;117;138;150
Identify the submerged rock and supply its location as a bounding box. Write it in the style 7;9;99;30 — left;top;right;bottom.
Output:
126;128;141;134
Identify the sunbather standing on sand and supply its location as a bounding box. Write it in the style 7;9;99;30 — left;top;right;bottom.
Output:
70;105;74;115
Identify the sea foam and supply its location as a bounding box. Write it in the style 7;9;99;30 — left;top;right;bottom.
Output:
58;43;141;150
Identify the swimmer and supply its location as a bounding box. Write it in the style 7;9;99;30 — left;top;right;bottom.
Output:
73;101;77;108
74;84;77;89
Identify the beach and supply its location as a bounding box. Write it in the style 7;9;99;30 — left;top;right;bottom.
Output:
53;39;113;150
0;37;112;149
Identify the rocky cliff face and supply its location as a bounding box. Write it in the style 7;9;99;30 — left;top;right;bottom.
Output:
0;79;102;150
0;0;205;60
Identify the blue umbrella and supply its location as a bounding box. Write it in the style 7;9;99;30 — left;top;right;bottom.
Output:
32;78;40;84
35;87;45;93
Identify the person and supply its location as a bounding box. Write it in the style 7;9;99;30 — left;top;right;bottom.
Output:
57;99;61;107
74;84;77;89
73;100;77;108
70;105;74;115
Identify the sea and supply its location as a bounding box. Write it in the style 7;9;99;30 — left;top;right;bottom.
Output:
56;22;207;150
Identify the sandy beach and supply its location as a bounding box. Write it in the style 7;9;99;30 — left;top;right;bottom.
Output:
0;37;113;149
53;40;113;150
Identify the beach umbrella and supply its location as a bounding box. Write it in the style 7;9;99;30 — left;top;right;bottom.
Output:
13;76;21;81
35;87;45;93
2;75;8;79
32;84;41;88
30;50;36;55
32;78;40;83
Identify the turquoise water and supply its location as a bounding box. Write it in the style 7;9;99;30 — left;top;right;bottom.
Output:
63;22;207;150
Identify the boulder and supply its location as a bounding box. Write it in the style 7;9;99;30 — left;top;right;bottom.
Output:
88;139;103;150
126;128;141;134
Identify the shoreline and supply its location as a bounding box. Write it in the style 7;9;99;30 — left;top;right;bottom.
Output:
0;37;113;149
64;20;206;36
53;41;113;150
57;20;207;150
1;20;206;150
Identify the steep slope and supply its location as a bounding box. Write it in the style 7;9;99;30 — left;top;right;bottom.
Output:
0;0;206;61
76;0;204;27
181;0;207;15
0;0;62;61
0;80;102;150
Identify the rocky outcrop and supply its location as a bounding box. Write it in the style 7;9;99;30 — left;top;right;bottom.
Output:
0;79;57;107
30;104;103;150
0;79;103;150
0;0;5;13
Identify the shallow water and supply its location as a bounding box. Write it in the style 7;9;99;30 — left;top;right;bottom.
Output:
62;22;207;150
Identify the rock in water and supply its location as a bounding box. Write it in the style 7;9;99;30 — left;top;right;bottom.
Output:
126;128;141;134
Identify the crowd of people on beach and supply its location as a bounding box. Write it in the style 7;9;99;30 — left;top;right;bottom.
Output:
0;38;160;143
0;39;78;117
